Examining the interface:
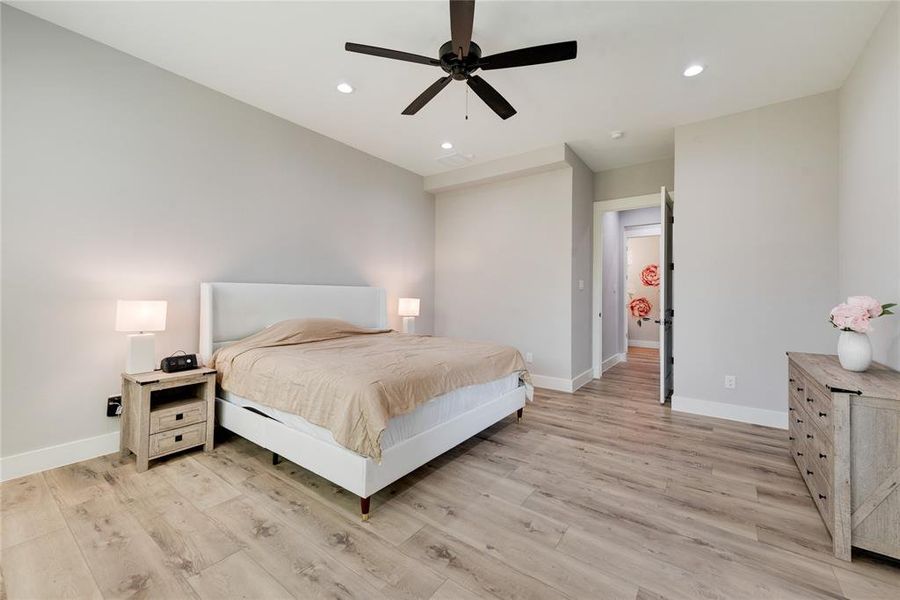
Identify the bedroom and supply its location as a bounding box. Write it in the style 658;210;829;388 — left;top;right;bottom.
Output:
2;1;899;599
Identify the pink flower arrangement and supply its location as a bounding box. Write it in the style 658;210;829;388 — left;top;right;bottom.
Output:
829;296;895;333
640;264;660;287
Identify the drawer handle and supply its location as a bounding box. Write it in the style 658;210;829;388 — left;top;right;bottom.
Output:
818;412;827;417
789;378;795;383
796;451;804;456
819;453;827;459
818;494;827;500
797;387;804;392
796;418;803;424
806;398;813;403
806;469;814;476
806;434;814;439
789;407;795;412
175;413;184;421
789;436;795;441
175;434;183;442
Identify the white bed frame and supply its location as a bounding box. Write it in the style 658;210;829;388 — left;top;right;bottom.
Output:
199;282;526;518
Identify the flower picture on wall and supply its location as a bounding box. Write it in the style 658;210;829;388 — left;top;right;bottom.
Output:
626;234;661;343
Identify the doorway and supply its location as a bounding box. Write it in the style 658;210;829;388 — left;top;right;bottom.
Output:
591;188;674;404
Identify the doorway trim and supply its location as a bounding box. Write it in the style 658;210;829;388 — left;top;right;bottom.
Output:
591;192;667;378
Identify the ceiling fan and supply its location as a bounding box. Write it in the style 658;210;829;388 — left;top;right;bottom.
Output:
345;0;577;120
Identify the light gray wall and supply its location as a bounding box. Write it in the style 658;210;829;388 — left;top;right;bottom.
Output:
569;149;594;378
1;7;435;458
600;211;622;362
434;168;573;380
595;157;675;202
838;3;899;369
674;91;839;414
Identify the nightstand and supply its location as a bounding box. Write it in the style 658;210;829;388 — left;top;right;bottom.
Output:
120;368;216;472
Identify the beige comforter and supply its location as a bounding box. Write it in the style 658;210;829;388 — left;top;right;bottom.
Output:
212;319;532;460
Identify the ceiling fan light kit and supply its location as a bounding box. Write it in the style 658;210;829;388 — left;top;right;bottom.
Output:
345;0;577;120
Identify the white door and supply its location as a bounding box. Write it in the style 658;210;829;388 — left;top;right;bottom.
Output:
659;187;674;404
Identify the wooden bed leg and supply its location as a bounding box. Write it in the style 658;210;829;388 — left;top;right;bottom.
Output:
272;452;281;466
360;496;370;521
517;408;524;423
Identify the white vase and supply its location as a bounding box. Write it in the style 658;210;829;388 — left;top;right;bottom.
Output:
837;330;872;372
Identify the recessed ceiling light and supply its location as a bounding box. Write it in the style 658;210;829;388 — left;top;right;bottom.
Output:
336;82;354;94
441;141;453;150
683;64;704;77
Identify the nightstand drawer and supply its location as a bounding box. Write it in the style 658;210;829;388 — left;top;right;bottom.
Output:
150;398;207;434
149;422;206;458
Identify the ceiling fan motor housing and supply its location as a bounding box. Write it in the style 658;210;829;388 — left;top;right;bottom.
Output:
440;40;482;80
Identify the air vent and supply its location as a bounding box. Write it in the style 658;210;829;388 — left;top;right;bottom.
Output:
435;152;474;168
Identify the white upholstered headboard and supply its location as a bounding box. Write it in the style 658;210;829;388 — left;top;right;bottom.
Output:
199;282;388;365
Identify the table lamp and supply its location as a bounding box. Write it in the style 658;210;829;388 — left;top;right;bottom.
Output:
398;298;420;334
116;300;167;374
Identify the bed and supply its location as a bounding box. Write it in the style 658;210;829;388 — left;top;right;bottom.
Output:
199;282;529;519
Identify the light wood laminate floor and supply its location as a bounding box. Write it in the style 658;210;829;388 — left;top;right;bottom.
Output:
2;354;899;599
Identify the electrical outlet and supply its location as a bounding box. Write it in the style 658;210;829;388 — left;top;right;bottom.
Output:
724;375;736;389
525;352;534;363
107;395;122;417
578;279;585;290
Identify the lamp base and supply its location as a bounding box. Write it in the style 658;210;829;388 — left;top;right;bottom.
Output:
125;333;156;374
401;316;416;334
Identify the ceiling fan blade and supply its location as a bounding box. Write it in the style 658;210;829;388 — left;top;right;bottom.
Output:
345;42;440;66
479;41;577;70
449;0;475;58
402;76;453;115
466;75;516;120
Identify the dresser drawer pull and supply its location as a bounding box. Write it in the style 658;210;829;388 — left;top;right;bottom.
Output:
818;412;827;417
806;469;814;476
797;387;805;392
818;494;827;500
789;436;795;441
796;451;804;456
819;453;827;459
789;407;795;412
175;434;183;442
789;378;795;383
806;434;814;439
175;413;184;421
796;418;803;423
806;398;813;403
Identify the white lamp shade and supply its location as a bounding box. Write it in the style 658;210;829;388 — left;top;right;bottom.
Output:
116;300;167;332
398;297;420;317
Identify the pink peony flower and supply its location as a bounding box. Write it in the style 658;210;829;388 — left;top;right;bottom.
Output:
847;296;882;318
830;303;872;333
629;297;652;318
640;264;660;287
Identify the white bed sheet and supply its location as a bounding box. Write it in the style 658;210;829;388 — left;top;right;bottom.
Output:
220;373;520;453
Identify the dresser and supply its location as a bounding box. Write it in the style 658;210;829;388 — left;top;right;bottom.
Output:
787;352;900;561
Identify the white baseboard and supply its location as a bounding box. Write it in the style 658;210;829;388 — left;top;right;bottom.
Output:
599;352;627;375
0;431;120;482
533;367;595;393
628;340;660;349
672;395;787;430
571;368;594;392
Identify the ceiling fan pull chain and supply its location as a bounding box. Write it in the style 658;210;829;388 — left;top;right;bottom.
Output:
465;85;469;120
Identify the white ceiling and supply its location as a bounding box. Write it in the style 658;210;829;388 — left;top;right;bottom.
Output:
12;1;888;176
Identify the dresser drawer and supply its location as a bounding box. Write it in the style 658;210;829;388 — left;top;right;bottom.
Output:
803;382;834;437
149;422;206;458
150;398;207;434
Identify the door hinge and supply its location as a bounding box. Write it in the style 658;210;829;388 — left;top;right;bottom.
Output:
670;356;674;365
669;216;674;224
670;262;674;271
